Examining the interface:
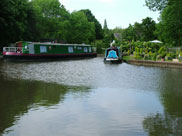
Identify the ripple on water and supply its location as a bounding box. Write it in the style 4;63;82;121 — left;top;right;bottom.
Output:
1;58;182;136
0;57;177;91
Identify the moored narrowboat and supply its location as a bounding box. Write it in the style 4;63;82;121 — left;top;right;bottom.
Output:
3;41;97;61
104;46;122;63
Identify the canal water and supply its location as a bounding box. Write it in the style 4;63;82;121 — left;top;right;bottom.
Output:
0;57;182;136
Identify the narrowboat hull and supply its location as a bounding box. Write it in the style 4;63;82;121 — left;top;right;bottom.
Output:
3;41;97;61
3;52;97;61
104;58;122;64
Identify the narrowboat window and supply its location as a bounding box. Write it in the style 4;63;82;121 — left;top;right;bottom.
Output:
28;44;35;54
89;47;92;52
68;46;74;53
40;46;47;53
84;47;88;52
77;47;82;50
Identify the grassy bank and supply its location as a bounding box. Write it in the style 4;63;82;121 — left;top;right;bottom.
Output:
123;56;135;62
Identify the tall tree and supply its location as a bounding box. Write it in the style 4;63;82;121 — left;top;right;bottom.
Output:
159;0;182;46
121;17;156;42
145;0;168;11
146;0;182;46
0;0;14;47
103;19;109;34
80;9;103;40
102;19;114;47
0;0;103;48
140;17;156;41
133;22;143;41
31;0;69;40
122;24;135;41
66;11;95;44
0;0;36;48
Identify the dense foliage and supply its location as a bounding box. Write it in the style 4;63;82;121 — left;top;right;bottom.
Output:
145;0;182;47
1;0;181;53
145;0;168;11
31;0;69;40
66;11;95;44
0;0;37;46
118;41;182;61
80;9;103;40
0;0;105;51
113;17;157;42
112;0;182;48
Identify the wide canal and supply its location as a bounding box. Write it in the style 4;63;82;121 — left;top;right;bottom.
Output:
0;57;182;136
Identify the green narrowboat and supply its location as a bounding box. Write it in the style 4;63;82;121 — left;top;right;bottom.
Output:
3;41;97;61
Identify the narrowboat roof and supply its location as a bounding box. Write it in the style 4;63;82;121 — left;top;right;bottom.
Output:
19;41;91;47
106;46;120;50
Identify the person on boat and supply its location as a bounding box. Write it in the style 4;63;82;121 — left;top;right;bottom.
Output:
16;48;21;53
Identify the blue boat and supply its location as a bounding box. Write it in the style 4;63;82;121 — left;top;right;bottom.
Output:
104;46;122;63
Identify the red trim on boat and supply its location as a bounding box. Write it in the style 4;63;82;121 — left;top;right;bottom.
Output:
3;51;97;57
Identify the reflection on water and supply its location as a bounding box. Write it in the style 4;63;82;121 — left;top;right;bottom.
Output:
143;70;182;136
0;58;182;136
143;113;182;136
0;77;91;135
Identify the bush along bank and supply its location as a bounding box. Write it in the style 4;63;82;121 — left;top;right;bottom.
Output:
116;41;182;62
114;41;182;68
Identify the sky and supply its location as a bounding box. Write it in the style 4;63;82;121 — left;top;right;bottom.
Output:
60;0;160;29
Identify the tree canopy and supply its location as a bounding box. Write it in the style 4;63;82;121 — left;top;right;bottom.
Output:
0;0;36;46
31;0;69;40
146;0;182;46
1;0;181;52
120;17;156;42
0;0;102;50
66;11;95;44
80;9;103;40
145;0;168;11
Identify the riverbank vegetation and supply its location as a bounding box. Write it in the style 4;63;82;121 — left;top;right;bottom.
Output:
114;0;182;62
120;41;182;62
0;0;182;55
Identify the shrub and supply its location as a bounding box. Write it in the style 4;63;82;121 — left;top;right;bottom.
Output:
133;51;137;58
166;52;175;60
116;41;179;61
156;55;162;60
92;40;105;54
127;49;131;55
144;54;149;60
152;53;157;60
179;51;182;61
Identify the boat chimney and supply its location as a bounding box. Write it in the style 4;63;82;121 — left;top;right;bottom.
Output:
110;40;115;47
